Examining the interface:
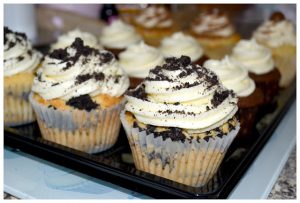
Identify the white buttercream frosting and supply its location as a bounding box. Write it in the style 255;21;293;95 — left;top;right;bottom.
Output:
125;56;238;132
253;19;296;47
230;39;275;75
160;32;204;62
191;9;235;37
204;56;255;97
32;38;129;100
135;5;173;29
119;42;164;78
51;28;102;50
99;20;142;49
4;27;42;77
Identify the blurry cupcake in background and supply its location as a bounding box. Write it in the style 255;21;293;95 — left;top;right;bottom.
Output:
99;20;142;57
230;39;280;105
51;28;102;51
121;56;240;187
133;5;177;46
189;8;240;59
4;27;42;126
30;38;129;153
204;56;263;138
119;41;164;88
253;11;296;88
159;32;208;65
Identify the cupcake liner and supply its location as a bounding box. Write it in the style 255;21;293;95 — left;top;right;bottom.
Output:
120;111;240;187
4;76;35;126
30;93;124;154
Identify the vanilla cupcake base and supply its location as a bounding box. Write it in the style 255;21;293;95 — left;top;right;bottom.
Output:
30;93;124;154
4;72;36;126
120;111;239;187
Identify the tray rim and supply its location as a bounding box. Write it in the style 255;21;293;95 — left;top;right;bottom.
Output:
4;84;296;199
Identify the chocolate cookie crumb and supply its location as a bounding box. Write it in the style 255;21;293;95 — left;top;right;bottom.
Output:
211;90;233;108
126;84;148;101
66;94;99;111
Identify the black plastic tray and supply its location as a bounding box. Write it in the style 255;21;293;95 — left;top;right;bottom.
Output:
4;79;295;199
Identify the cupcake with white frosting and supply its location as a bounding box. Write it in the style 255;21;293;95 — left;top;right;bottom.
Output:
189;8;240;59
119;41;164;87
4;27;42;126
30;38;129;153
99;20;142;57
133;5;177;46
120;56;240;187
230;39;280;105
160;32;207;65
253;11;296;87
204;56;263;138
51;28;102;51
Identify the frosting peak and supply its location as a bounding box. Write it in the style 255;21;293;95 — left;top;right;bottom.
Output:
125;56;238;132
191;9;235;37
159;32;204;62
4;27;42;76
99;20;142;49
135;5;173;29
119;42;164;78
253;12;296;47
51;28;101;50
32;38;129;100
204;56;255;97
230;39;275;75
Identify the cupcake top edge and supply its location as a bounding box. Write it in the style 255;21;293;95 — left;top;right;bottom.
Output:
119;41;164;78
4;27;42;77
159;32;204;62
51;28;102;50
253;11;296;47
32;38;129;103
230;39;275;75
134;5;174;29
191;8;235;37
99;20;142;49
125;55;238;133
204;56;256;98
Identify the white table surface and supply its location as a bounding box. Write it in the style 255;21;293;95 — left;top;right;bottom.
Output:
4;101;296;199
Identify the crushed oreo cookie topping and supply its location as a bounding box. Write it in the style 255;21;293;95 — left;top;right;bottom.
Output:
66;94;99;111
32;37;129;103
4;27;42;77
125;55;238;133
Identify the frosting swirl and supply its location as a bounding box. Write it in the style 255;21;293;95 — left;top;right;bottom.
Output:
125;56;238;132
134;5;173;29
119;42;164;78
160;32;204;62
4;27;42;77
253;12;296;47
230;39;275;75
204;56;255;97
191;9;235;37
32;38;129;100
51;28;102;50
99;20;142;49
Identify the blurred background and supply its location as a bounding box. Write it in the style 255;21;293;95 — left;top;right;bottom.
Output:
4;4;296;44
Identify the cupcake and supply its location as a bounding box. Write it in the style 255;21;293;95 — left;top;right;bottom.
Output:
30;38;129;153
133;5;177;46
4;27;42;126
230;39;280;105
253;11;296;88
99;20;142;57
204;56;263;138
120;56;240;187
51;28;102;50
159;32;208;65
189;8;241;59
119;41;164;88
